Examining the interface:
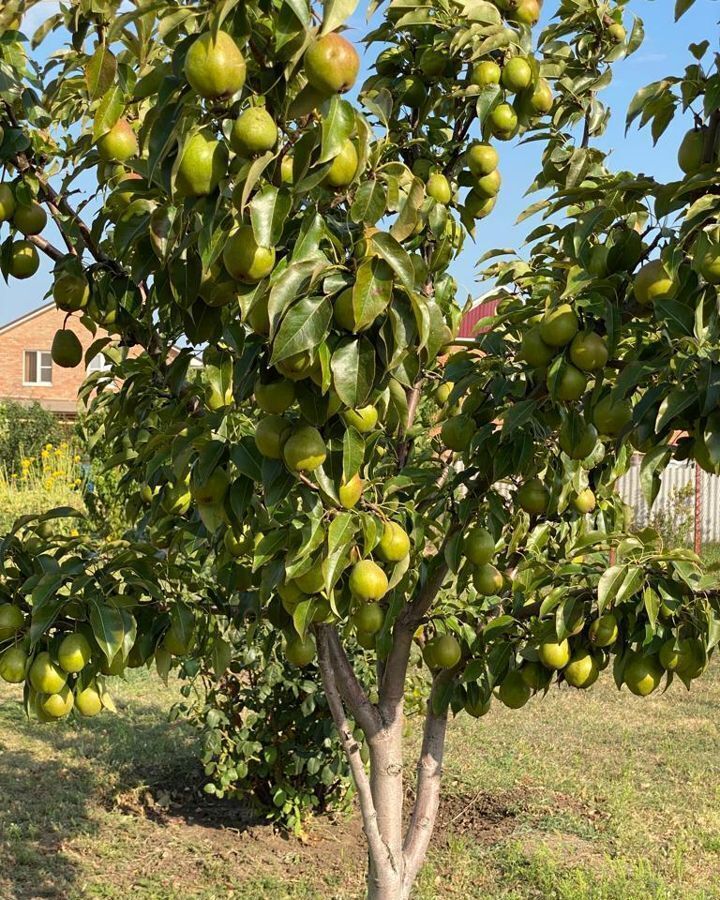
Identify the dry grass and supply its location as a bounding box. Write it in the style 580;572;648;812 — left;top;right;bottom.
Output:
2;661;720;899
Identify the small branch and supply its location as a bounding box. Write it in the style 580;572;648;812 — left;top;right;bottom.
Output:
37;178;111;265
580;100;593;149
396;383;421;470
637;230;663;267
379;536;454;723
319;624;383;738
44;198;78;257
315;627;386;864
402;676;449;887
3;101;111;266
27;233;65;262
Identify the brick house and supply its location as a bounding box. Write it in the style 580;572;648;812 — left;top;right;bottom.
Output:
0;297;496;419
0;302;109;418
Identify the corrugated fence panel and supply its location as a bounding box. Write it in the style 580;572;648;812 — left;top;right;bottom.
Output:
616;457;720;544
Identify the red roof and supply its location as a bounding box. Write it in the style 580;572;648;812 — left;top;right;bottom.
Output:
458;299;499;338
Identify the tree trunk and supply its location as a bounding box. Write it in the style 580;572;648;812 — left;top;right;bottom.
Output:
367;721;406;898
315;612;450;900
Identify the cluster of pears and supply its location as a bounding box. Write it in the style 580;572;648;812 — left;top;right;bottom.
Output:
463;525;504;597
519;304;633;460
253;372;380;494
0;181;46;279
158;463;236;535
407;51;552;223
460;52;552;226
98;30;361;297
471;607;707;716
0;595;201;721
0;603;108;720
277;521;412;666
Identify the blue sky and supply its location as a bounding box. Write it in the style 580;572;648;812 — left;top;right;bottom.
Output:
0;0;715;324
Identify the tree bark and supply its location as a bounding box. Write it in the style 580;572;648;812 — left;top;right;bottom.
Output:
402;684;449;892
315;563;453;900
367;718;406;897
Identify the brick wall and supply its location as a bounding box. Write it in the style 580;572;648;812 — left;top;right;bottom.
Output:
0;305;105;414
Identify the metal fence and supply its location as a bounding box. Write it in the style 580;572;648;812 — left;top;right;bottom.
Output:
616;455;720;548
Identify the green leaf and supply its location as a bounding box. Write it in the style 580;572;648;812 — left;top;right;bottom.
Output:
597;565;627;612
92;85;124;141
235;151;275;214
85;44;118;100
324;512;356;592
654;299;694;337
271;295;332;364
268;259;324;330
616;566;643;604
370;232;415;293
253;530;288;570
211;637;232;680
331;337;376;407
168;603;196;650
250;186;292;247
390;177;425;243
319;97;355;164
90;603;137;664
293;598;317;638
482;615;515;639
342;427;365;481
640;445;671;506
353;257;393;330
655;388;696;433
284;0;310;25
320;0;360;35
155;647;171;685
501;398;535;437
350;180;386;225
643;587;660;630
675;0;697;19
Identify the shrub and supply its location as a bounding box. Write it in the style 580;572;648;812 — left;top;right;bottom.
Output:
176;622;365;834
0;401;61;474
75;410;128;538
646;482;695;549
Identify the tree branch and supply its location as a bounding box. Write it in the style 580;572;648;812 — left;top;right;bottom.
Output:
402;676;449;887
379;540;453;723
581;100;593;149
318;623;383;738
3;101;111;266
315;626;386;864
396;383;422;470
27;233;65;262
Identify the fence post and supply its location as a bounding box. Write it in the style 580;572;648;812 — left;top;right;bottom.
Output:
694;462;702;556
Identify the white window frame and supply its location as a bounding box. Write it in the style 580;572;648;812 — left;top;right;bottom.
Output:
86;353;111;374
23;350;53;387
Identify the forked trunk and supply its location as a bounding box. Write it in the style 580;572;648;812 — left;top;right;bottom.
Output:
315;625;449;900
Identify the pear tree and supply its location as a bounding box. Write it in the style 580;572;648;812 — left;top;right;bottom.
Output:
0;0;719;898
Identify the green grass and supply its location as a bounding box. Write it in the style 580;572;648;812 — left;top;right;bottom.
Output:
2;665;720;899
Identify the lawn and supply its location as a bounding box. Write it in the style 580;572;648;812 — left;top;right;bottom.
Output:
2;663;720;900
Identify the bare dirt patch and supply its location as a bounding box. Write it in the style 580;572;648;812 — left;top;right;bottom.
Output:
110;766;523;894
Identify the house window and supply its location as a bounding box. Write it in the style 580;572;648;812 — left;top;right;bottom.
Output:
86;354;110;373
24;350;52;386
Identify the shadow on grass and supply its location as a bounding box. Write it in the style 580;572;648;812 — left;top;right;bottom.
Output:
0;689;269;900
